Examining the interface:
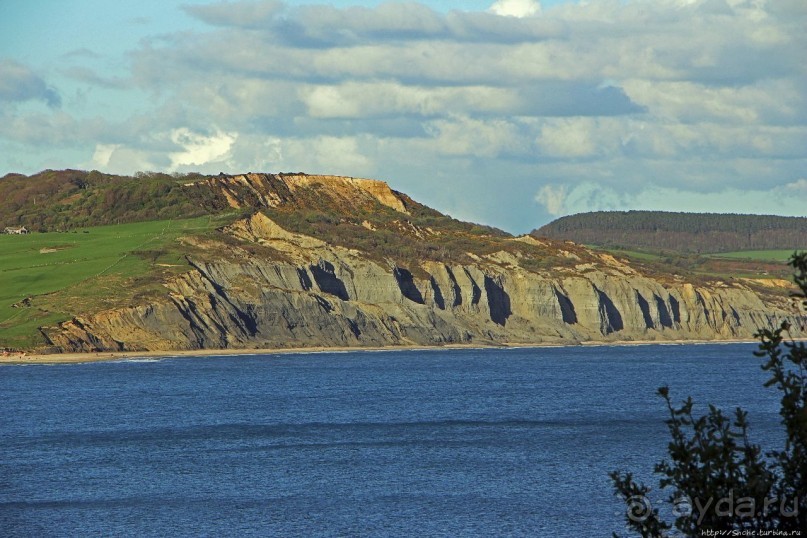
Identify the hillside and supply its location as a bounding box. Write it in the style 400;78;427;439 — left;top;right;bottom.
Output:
534;211;807;254
1;171;804;353
0;170;219;231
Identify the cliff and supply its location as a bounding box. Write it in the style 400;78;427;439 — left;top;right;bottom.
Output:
35;173;803;353
190;172;411;214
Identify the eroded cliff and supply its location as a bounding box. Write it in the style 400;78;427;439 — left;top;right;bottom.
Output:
41;204;803;353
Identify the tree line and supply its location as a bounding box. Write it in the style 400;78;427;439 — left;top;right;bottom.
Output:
534;211;807;253
0;170;217;232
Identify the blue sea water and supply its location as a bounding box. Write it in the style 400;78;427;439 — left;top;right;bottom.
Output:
0;344;784;537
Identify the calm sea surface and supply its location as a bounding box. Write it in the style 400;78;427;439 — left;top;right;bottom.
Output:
0;344;783;537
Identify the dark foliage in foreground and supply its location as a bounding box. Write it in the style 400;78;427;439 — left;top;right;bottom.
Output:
611;253;807;536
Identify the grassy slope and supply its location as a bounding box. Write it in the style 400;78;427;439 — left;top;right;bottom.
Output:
593;246;797;282
707;250;798;262
0;216;227;349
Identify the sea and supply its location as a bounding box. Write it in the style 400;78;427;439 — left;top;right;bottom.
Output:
0;343;784;537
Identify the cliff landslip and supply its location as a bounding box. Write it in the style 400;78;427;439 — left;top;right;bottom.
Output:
25;173;802;353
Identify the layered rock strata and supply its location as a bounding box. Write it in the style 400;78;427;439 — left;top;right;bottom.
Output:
43;212;801;353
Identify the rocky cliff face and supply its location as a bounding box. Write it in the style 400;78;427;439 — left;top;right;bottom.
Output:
42;206;803;353
189;172;411;214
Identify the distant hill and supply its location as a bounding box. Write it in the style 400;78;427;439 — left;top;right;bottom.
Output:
533;211;807;254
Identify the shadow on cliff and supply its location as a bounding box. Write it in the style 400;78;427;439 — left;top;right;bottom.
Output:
484;276;511;326
309;261;350;301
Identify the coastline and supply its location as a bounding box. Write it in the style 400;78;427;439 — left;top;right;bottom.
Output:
0;338;764;366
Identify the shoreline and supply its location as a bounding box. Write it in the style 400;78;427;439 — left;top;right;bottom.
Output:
0;338;765;366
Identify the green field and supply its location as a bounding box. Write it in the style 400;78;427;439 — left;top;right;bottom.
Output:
708;250;803;262
588;245;800;281
0;216;224;349
599;247;803;263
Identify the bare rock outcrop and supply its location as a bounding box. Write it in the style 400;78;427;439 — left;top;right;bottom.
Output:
41;214;804;353
188;173;410;214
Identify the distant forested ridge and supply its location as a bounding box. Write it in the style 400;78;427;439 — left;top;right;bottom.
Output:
533;211;807;253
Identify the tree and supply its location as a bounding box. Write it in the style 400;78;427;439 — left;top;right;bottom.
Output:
611;253;807;536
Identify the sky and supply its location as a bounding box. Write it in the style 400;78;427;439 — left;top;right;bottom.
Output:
0;0;805;233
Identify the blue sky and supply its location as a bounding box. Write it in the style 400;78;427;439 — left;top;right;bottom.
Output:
1;0;805;233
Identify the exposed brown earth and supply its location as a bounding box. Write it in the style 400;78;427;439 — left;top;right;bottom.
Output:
33;174;804;355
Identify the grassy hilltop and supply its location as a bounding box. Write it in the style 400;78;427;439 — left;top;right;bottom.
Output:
0;170;217;231
0;217;231;348
0;169;245;347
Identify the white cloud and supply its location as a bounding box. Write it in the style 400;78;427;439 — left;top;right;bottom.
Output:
777;178;807;198
301;85;361;119
299;82;519;119
535;118;599;158
181;1;285;29
535;184;567;215
247;135;375;177
0;59;61;107
489;0;541;18
168;128;237;170
536;180;807;220
91;144;119;168
298;136;373;175
106;147;160;174
423;116;528;158
621;78;804;125
536;181;628;216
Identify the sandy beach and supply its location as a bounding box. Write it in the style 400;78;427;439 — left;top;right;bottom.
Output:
0;338;764;365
